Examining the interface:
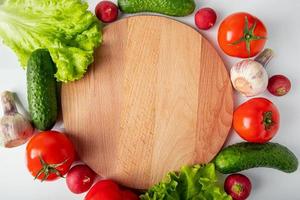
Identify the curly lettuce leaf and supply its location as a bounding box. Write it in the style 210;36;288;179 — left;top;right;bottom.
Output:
141;164;232;200
0;0;102;82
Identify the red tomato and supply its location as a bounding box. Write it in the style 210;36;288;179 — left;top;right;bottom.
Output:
26;131;76;181
233;98;280;143
85;180;122;200
121;190;139;200
218;12;267;58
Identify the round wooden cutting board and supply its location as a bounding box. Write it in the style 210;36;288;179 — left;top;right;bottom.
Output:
62;15;233;189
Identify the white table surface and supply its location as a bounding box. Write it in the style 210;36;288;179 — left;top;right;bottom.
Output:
1;0;300;199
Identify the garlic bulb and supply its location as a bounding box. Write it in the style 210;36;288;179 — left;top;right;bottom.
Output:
230;49;274;97
230;60;268;97
0;91;34;148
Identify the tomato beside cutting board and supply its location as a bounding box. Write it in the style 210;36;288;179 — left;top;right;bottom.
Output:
218;12;267;58
233;98;280;143
26;131;76;181
85;180;139;200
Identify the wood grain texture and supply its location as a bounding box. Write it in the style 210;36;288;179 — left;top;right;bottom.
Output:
61;15;233;189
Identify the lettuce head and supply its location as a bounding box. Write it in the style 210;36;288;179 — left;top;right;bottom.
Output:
141;163;232;200
0;0;102;82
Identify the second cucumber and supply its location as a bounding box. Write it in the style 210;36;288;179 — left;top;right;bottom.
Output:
214;142;298;174
118;0;196;17
27;49;58;131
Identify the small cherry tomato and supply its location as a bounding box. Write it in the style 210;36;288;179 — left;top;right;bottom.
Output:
218;12;267;58
233;98;280;143
26;131;76;181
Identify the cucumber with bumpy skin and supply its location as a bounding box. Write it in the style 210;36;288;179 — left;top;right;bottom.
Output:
214;142;298;174
118;0;196;17
27;49;58;130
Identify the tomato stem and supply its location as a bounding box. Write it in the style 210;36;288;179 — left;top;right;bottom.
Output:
34;155;68;182
230;16;267;57
263;111;274;130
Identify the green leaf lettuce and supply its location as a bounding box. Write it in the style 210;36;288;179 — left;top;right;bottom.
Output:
0;0;102;82
141;163;232;200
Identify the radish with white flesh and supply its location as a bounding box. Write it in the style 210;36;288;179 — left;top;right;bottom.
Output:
0;91;33;148
66;164;97;194
230;49;274;97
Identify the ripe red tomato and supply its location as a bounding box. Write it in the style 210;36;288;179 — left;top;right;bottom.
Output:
218;12;267;58
85;180;122;200
121;190;139;200
85;179;139;200
233;98;280;143
26;131;76;181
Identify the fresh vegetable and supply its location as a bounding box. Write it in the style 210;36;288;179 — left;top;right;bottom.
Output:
85;180;122;200
95;1;119;23
121;190;139;200
0;0;102;82
224;174;252;200
195;8;217;30
27;49;58;131
233;98;279;143
268;75;291;96
118;0;196;17
26;131;76;181
84;179;138;200
0;91;33;148
218;12;267;58
140;163;232;200
214;142;298;174
230;49;273;97
66;164;97;194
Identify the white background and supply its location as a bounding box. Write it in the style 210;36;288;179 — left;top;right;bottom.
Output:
0;0;300;199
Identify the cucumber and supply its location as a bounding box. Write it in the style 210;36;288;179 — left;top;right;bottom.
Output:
27;49;58;130
214;142;298;174
118;0;195;17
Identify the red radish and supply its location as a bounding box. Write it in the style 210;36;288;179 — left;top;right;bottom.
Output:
121;190;139;200
224;174;252;200
268;75;291;96
66;164;97;194
195;8;217;30
95;1;119;23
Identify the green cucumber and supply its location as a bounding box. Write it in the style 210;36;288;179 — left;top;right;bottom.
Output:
118;0;196;17
214;142;298;174
27;49;58;130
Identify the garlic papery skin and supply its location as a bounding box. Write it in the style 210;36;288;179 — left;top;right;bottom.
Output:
230;60;268;97
0;91;34;148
